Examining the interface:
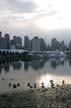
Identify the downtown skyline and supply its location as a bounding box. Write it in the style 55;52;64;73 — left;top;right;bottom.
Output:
0;31;70;51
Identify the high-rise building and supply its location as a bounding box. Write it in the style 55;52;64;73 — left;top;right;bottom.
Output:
1;37;5;49
40;38;46;51
13;36;22;49
60;41;66;51
51;38;60;50
51;38;66;51
51;38;57;50
10;40;15;49
69;41;71;50
24;36;31;50
4;33;10;49
32;37;40;51
0;31;2;49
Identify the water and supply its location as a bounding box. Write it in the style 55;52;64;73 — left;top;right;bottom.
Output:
0;58;71;93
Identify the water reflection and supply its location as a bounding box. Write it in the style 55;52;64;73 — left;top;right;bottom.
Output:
11;61;22;71
0;64;1;74
0;58;71;73
0;61;22;74
24;60;46;71
24;61;29;71
69;59;71;66
0;58;71;92
38;74;52;87
51;57;64;69
0;59;48;73
4;62;9;72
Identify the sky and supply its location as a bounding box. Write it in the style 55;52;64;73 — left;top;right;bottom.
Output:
0;0;71;44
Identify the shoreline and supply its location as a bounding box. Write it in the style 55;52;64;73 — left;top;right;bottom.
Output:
0;84;71;108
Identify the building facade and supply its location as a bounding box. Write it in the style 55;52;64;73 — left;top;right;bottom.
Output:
24;36;31;50
4;33;10;49
13;36;22;49
0;31;2;49
32;37;40;51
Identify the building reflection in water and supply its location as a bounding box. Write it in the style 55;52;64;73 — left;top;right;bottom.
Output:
0;61;22;74
51;57;64;69
69;59;71;66
0;63;1;74
0;58;71;92
11;61;22;71
0;62;10;74
31;60;45;70
0;58;70;74
24;61;29;71
4;62;10;72
24;60;46;71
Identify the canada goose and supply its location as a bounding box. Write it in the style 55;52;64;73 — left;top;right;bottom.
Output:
9;82;11;87
13;84;17;89
17;83;20;87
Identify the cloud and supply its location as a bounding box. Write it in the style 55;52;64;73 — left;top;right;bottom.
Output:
0;22;48;37
48;3;52;8
26;10;58;24
0;0;58;27
0;0;37;13
47;11;57;16
0;0;70;41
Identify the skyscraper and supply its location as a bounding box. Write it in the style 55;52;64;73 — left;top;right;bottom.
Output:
4;33;10;49
13;36;22;49
24;36;31;50
69;41;71;50
60;41;66;51
0;31;2;49
1;37;5;49
32;37;40;51
40;38;46;51
51;38;60;50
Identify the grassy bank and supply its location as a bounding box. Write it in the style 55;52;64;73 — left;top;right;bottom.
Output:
0;84;71;108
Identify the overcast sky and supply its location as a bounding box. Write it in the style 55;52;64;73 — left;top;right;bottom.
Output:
0;0;71;44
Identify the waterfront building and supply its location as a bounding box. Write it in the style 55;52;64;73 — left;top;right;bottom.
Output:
1;37;5;49
4;33;10;49
32;37;40;51
10;40;15;49
60;41;66;51
51;38;61;51
13;36;22;49
51;38;58;50
0;31;2;49
40;38;46;51
69;41;71;50
24;36;31;50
